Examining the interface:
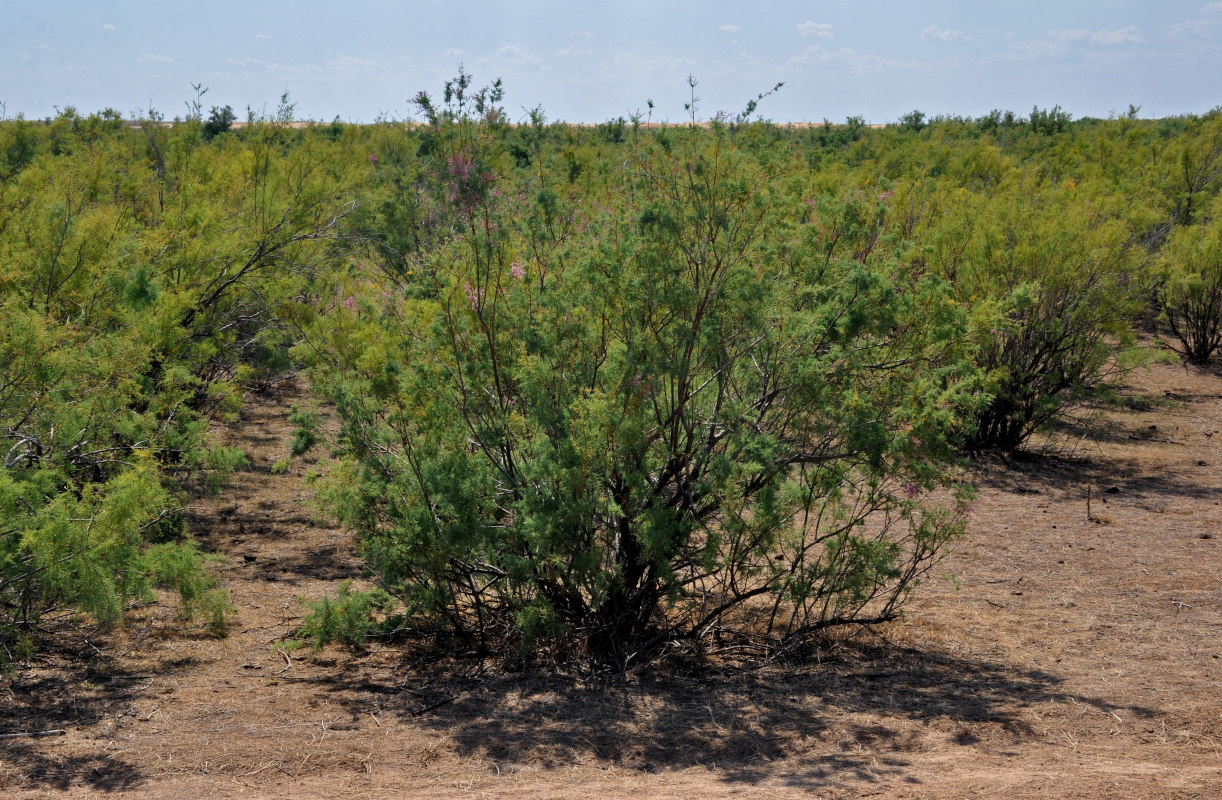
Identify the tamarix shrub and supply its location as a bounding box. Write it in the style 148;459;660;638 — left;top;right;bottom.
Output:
303;77;978;668
1158;218;1222;364
913;175;1144;452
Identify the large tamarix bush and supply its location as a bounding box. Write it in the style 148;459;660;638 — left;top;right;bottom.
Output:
1158;218;1222;364
908;174;1145;453
305;96;978;667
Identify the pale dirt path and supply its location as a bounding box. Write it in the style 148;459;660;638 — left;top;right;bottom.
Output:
4;363;1222;799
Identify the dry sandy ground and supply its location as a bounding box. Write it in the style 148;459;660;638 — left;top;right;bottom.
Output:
2;357;1220;799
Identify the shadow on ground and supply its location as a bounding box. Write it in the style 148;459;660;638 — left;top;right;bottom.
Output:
312;642;1161;789
971;447;1222;503
2;650;149;792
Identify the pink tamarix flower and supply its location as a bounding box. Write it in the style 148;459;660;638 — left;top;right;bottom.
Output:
447;153;474;181
342;296;356;311
463;281;480;309
510;261;526;280
369;154;379;165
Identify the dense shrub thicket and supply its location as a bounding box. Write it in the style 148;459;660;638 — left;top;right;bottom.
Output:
0;107;360;660
3;91;1221;666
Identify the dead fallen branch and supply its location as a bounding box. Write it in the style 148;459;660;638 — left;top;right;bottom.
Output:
410;695;461;716
0;729;68;739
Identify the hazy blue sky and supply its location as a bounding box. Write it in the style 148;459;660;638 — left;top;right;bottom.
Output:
3;1;1219;124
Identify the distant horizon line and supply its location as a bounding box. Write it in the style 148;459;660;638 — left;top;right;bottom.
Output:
5;110;1216;128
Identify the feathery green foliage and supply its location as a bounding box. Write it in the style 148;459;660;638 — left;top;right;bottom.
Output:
1159;219;1222;364
301;76;979;667
0;108;358;661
